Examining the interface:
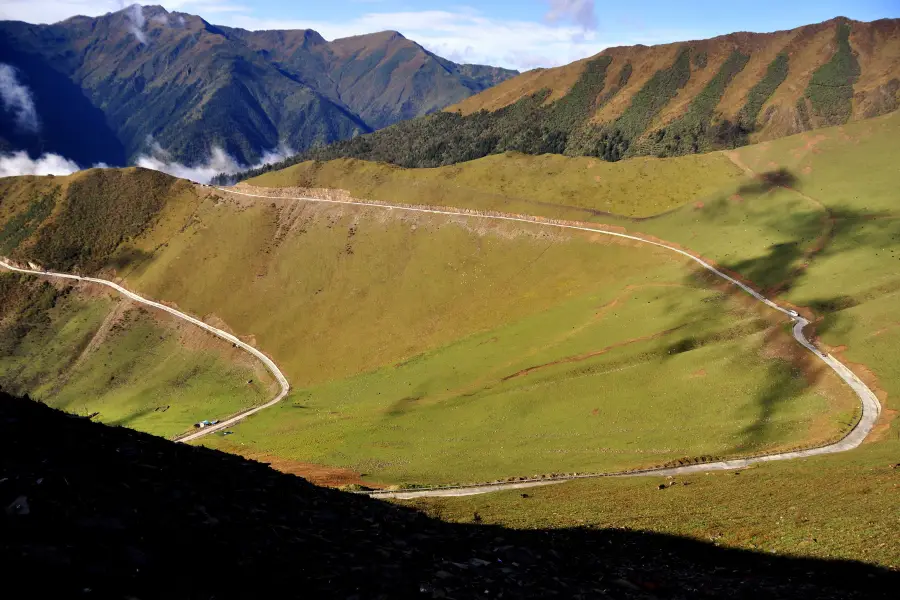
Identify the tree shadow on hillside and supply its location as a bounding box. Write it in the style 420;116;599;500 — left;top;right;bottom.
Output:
661;262;831;453
2;394;897;599
107;247;155;275
661;181;900;452
735;168;799;196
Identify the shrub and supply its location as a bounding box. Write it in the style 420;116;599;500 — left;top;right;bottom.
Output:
0;187;57;256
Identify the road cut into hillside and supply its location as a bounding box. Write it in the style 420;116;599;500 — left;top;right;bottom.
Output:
0;184;881;498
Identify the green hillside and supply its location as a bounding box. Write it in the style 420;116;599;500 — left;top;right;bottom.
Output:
245;108;900;565
0;88;897;569
0;273;273;438
248;150;746;219
4;112;897;486
0;161;856;484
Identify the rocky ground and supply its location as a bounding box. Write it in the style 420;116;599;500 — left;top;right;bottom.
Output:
1;393;896;599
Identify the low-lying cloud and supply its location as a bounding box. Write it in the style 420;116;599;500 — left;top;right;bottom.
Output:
134;142;294;184
125;3;148;44
0;63;40;133
0;151;85;177
0;141;291;184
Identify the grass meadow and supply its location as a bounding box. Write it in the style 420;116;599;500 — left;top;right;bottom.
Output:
0;274;273;438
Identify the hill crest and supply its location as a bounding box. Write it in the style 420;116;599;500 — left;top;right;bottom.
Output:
449;16;899;143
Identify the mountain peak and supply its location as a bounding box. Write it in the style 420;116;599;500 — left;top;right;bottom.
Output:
333;30;407;44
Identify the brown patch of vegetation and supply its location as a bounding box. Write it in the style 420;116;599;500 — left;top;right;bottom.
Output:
868;408;898;442
226;450;383;488
757;21;839;139
850;19;900;119
447;58;590;115
593;43;683;123
718;31;799;119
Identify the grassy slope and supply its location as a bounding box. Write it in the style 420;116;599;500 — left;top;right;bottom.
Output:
115;141;853;485
3;166;849;483
0;274;273;438
203;277;853;484
242;110;899;565
249;151;746;219
411;436;900;569
370;113;899;567
259;112;900;405
116;194;853;482
0;171;276;438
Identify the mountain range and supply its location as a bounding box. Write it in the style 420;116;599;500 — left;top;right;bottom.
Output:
242;16;900;175
0;4;517;168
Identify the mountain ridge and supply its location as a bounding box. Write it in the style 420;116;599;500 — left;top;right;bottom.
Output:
0;5;517;168
449;16;899;138
234;16;898;178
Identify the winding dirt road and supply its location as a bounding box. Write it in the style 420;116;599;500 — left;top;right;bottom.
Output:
214;187;881;499
0;185;881;498
0;259;290;442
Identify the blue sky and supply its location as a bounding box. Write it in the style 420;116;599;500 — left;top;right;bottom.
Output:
2;1;898;69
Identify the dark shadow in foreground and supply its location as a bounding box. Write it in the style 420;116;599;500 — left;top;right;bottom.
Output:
1;393;896;599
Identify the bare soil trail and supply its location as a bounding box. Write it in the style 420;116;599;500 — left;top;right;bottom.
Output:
0;182;881;498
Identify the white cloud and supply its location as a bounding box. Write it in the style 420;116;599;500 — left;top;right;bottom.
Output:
0;141;288;183
0;143;289;183
0;151;83;177
0;63;40;133
546;0;597;31
124;3;148;44
134;143;293;183
218;8;699;70
225;10;613;70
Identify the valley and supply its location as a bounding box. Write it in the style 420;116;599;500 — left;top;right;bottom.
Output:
3;112;896;489
1;3;898;586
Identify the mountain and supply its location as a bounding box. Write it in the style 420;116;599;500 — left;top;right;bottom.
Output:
246;17;899;174
0;4;517;167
